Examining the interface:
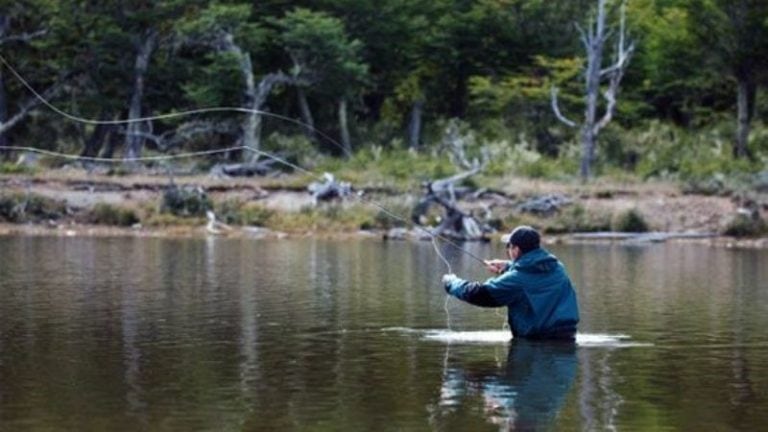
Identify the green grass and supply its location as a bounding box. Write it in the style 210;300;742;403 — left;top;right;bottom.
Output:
0;162;35;175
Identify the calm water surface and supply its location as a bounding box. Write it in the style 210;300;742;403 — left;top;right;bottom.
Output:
1;236;767;431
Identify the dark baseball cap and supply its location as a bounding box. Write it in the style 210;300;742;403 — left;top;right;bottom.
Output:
500;226;540;253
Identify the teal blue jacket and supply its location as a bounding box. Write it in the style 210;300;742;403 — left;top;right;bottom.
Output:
445;248;579;339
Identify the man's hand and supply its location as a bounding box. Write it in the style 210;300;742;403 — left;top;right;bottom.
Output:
484;259;508;275
442;273;459;292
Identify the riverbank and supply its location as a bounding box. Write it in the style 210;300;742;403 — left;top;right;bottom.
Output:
3;222;768;250
1;168;766;247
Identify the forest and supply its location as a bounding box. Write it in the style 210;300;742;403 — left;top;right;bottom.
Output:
1;0;768;189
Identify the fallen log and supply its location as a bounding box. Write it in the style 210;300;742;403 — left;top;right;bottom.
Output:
307;172;352;204
209;159;277;177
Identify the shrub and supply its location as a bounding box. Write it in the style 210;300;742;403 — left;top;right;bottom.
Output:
262;202;377;233
0;193;66;222
262;132;318;169
628;121;762;184
682;174;727;196
722;214;767;237
87;203;139;226
612;209;650;232
160;185;212;217
215;199;274;226
239;203;275;226
751;171;768;193
372;200;413;230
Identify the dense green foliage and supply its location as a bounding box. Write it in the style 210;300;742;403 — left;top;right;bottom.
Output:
1;0;767;182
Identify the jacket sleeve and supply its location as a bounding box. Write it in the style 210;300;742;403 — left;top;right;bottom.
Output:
446;278;506;307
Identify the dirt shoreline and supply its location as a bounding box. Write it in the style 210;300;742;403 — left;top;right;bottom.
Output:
1;170;767;248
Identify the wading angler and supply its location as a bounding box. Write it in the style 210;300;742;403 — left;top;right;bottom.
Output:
442;226;580;340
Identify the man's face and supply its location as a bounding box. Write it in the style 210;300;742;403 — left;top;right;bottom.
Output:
506;244;520;260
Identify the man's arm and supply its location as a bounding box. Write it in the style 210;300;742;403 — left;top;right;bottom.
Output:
444;277;506;307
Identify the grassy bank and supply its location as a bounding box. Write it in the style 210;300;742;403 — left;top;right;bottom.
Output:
2;120;768;238
1;169;765;240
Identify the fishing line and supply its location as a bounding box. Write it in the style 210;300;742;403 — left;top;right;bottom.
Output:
0;144;483;271
0;144;246;163
1;54;494;329
0;54;352;158
0;53;488;265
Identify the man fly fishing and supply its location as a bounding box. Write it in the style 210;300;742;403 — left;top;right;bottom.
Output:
442;226;579;341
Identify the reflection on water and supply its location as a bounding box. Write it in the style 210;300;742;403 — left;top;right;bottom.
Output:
430;340;577;431
1;236;768;431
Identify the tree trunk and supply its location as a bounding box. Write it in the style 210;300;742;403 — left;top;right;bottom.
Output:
237;47;259;162
81;118;111;158
101;125;121;159
338;98;351;156
220;33;293;164
580;0;606;181
580;126;596;179
296;87;315;141
0;16;6;159
0;66;8;160
124;30;157;163
735;76;754;159
408;99;423;149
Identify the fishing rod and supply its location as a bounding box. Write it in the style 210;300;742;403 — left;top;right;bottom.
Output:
0;55;493;272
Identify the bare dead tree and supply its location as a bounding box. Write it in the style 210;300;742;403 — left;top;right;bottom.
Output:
441;119;490;171
551;0;634;180
181;30;301;165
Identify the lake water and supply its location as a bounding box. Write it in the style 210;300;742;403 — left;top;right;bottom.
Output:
1;235;767;431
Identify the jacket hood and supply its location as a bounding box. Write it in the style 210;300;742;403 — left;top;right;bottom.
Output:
512;248;558;273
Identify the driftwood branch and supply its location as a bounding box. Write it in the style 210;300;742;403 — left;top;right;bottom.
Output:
411;126;493;244
412;174;491;241
210;159;278;177
307;172;352;203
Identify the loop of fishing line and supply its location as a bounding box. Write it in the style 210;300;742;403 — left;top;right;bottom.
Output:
0;54;352;158
0;54;491;273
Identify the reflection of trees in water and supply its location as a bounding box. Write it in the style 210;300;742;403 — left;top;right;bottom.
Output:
429;341;578;431
729;252;757;410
